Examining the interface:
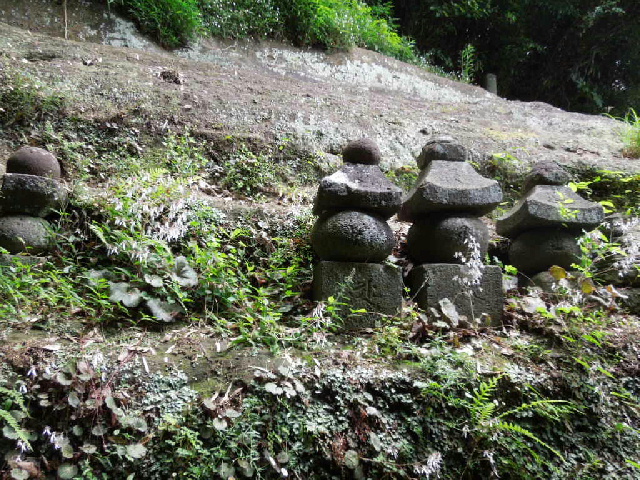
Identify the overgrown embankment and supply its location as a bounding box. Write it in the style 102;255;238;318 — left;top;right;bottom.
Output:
0;15;639;480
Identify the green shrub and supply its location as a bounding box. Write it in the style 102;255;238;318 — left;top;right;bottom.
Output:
109;0;203;48
621;108;640;158
199;0;283;38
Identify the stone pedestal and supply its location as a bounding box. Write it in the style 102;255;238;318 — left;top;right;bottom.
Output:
407;264;503;326
313;261;403;329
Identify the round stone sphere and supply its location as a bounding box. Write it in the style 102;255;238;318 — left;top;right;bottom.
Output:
407;215;489;264
7;147;61;180
509;228;580;275
311;210;394;262
342;139;382;165
0;215;53;254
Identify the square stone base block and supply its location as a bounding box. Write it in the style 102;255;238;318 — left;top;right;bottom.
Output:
407;264;503;326
313;261;403;329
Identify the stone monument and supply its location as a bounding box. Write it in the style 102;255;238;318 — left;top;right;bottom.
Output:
401;137;504;325
0;147;66;261
496;160;604;283
311;139;404;329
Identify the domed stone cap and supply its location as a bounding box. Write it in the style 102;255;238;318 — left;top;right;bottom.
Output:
522;160;571;194
399;160;503;221
311;210;394;262
342;138;382;165
313;163;403;219
0;215;53;254
496;185;604;238
417;137;470;169
7;147;61;180
0;173;67;217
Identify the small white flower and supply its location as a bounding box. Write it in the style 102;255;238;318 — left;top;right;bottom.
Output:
27;366;37;378
16;440;30;453
18;384;27;394
43;426;52;436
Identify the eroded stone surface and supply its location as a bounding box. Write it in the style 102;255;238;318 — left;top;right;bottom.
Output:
407;215;489;264
313;164;403;218
0;173;66;217
313;261;403;329
399;160;503;221
509;228;581;274
7;147;61;180
407;264;503;326
496;185;604;238
311;210;394;262
0;215;52;254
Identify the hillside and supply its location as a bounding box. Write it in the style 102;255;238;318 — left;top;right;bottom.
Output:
0;4;639;479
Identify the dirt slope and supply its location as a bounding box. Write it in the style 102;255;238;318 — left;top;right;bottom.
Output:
0;14;637;174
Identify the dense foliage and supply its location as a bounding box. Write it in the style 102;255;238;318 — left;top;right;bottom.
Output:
386;0;640;114
109;0;417;61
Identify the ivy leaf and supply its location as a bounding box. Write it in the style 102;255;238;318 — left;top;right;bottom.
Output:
145;298;184;322
126;443;148;459
171;256;198;287
81;443;97;454
581;278;596;294
264;383;283;395
58;464;78;479
91;424;108;436
212;418;228;431
68;391;81;408
109;282;143;308
10;469;29;480
549;265;567;280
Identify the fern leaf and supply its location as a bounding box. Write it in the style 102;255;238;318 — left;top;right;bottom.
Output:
497;421;565;462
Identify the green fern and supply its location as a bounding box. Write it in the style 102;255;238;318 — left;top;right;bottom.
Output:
497;421;565;461
0;386;31;450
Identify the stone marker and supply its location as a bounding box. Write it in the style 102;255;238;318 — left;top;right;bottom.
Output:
0;147;64;257
402;138;504;325
497;162;604;279
311;138;403;329
496;185;604;238
0;173;66;217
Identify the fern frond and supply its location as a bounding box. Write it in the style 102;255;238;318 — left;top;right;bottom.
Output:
0;386;28;413
497;421;565;462
498;399;576;421
0;409;31;448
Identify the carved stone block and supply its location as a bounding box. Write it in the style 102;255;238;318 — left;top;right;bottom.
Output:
407;264;503;326
312;261;403;329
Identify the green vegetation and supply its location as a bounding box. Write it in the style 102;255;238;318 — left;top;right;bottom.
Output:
388;0;640;114
621;108;640;158
110;0;419;62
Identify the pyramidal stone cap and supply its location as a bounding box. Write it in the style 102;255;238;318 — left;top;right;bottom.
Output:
496;185;604;238
7;147;61;180
313;163;403;219
399;160;503;221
